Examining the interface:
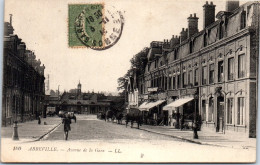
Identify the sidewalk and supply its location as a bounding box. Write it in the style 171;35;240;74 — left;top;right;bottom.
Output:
138;124;256;149
1;117;62;142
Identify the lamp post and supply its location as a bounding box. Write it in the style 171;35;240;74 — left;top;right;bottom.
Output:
193;91;199;139
12;96;19;140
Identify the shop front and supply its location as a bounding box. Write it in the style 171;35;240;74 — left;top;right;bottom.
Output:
163;87;199;129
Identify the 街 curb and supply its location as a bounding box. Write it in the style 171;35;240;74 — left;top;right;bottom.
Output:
123;124;227;148
34;122;62;142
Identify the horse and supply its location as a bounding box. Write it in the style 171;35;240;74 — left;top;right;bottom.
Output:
125;109;143;129
105;110;115;122
115;112;124;124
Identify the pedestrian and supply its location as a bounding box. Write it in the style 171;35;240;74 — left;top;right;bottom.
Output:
180;115;184;130
62;114;71;140
73;115;77;123
38;115;41;125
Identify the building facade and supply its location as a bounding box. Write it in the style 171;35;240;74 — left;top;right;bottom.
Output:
2;16;45;126
45;82;112;115
136;1;259;137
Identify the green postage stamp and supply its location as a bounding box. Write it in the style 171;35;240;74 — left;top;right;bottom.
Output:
68;4;124;50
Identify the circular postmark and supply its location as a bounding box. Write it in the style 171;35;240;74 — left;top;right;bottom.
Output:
74;4;124;50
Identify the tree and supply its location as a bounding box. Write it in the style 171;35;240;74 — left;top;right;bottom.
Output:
117;47;149;93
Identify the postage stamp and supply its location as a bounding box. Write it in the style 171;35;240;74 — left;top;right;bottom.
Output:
69;4;124;50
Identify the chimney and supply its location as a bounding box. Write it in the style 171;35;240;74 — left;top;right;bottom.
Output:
188;13;199;38
180;28;188;43
170;35;179;47
9;14;12;26
203;1;216;28
226;0;239;12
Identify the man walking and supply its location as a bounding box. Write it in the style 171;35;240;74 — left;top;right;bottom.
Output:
62;114;71;140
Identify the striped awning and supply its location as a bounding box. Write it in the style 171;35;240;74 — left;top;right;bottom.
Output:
139;100;166;111
163;97;194;111
138;102;149;111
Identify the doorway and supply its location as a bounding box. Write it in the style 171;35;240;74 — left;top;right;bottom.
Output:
216;96;224;132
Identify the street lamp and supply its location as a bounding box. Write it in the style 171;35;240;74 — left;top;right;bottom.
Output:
193;91;199;139
12;96;19;140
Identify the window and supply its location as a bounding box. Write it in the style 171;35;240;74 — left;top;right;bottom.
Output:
164;76;167;90
227;98;233;124
6;96;11;117
172;76;176;89
238;54;245;78
202;66;207;85
194;69;199;86
168;77;172;89
218;61;224;82
228;58;234;80
182;72;187;87
177;74;181;88
158;77;161;88
240;11;246;30
202;100;206;121
189;41;193;54
162;76;165;90
204;33;207;47
208;97;214;122
209;64;215;84
155;60;157;68
188;70;192;85
219;22;224;39
237;97;245;125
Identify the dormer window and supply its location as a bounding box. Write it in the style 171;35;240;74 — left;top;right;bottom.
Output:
219;22;224;39
240;10;246;30
204;33;207;47
189;41;193;54
148;63;151;71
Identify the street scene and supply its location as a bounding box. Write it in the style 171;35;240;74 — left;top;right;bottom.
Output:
1;114;256;162
1;0;259;163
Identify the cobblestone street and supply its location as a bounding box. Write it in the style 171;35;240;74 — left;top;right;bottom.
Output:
45;115;180;141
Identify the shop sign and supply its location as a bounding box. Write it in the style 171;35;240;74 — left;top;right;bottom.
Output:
158;92;167;99
168;90;179;97
186;88;197;95
143;95;149;99
149;94;158;100
180;89;187;96
148;87;158;92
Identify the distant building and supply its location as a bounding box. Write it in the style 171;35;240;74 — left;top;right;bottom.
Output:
45;82;114;115
133;1;259;138
2;15;45;126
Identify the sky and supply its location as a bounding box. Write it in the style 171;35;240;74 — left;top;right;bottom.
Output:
4;0;248;93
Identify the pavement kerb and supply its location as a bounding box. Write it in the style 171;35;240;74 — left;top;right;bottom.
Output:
33;122;62;142
137;127;228;148
106;121;224;147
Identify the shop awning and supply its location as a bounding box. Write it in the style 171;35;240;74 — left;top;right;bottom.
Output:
139;100;166;111
139;100;165;111
163;97;194;111
138;102;149;111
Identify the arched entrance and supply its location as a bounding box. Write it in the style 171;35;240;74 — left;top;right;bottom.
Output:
216;95;224;132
